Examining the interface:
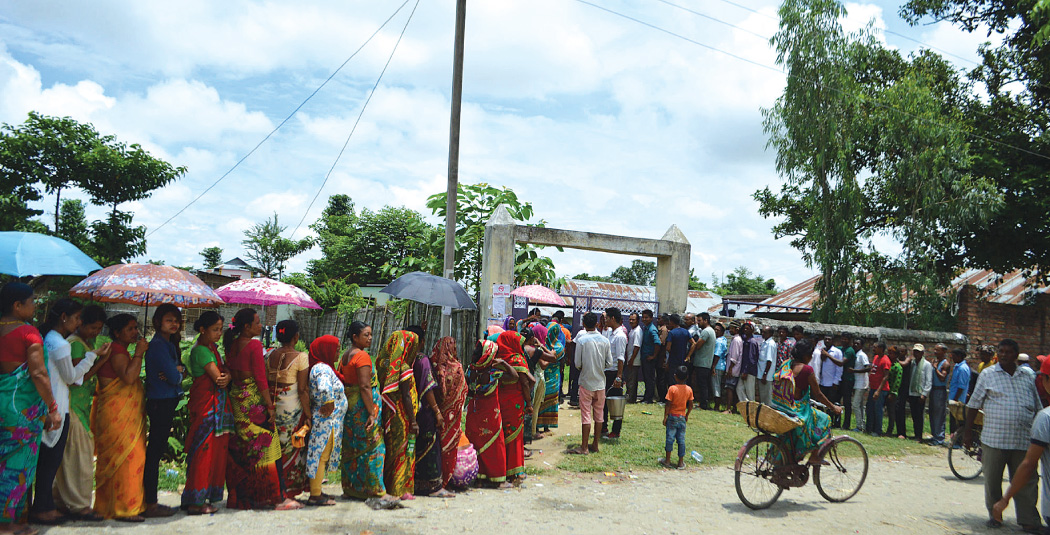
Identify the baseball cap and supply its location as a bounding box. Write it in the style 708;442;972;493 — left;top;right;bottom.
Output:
1019;353;1030;362
1040;355;1050;376
912;343;925;352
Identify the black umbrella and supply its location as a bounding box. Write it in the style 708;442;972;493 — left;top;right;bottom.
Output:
379;271;477;310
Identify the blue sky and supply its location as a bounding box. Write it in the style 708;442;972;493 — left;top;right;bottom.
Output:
0;0;999;290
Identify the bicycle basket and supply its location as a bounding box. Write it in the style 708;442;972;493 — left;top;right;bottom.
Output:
948;400;984;426
737;401;803;434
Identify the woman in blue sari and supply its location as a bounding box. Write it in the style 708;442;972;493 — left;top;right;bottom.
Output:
771;339;841;462
536;321;564;431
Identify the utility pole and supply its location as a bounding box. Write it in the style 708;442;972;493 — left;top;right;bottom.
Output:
442;0;467;337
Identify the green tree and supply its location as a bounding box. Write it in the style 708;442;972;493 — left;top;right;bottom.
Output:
903;0;1050;285
242;214;313;279
713;267;778;296
419;183;559;293
57;199;90;252
756;0;998;328
609;259;657;286
283;272;367;316
310;195;441;285
571;273;615;283
688;268;710;291
200;247;224;269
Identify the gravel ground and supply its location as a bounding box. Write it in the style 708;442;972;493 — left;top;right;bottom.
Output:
39;451;1013;535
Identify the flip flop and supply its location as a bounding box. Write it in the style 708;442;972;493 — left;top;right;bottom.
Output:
186;505;218;516
306;496;336;506
71;511;105;522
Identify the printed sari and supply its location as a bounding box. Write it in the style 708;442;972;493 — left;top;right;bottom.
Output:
92;375;147;518
181;344;234;508
54;335;96;512
0;356;46;524
413;353;442;495
465;340;506;483
269;352;308;499
340;349;386;499
495;331;530;480
431;337;467;488
375;331;419;497
771;359;831;460
226;378;283;509
537;321;565;429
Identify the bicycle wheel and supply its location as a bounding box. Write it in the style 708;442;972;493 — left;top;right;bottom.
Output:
815;436;868;503
735;435;787;510
948;432;983;480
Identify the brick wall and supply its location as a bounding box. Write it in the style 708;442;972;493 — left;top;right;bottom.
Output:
957;285;1050;356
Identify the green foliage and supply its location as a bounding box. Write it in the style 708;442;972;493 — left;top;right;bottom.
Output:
311;195;441;285
200;246;223;269
571;272;615;283
688;268;710;291
902;0;1050;286
713;266;777;296
609;260;657;286
757;0;999;328
242;213;313;279
0;112;185;264
283;272;367;316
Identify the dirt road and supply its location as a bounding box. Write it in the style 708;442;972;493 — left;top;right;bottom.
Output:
40;451;1008;535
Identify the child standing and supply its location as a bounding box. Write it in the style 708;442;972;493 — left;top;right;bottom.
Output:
662;366;694;469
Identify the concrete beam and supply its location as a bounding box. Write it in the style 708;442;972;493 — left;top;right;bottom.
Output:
514;226;675;257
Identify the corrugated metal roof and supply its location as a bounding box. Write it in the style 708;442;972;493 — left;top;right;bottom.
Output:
559;279;658;301
753;269;1047;312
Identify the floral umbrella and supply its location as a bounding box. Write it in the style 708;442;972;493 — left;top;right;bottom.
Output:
510;284;567;306
214;277;321;310
69;263;225;308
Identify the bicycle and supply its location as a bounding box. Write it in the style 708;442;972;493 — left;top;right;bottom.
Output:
947;400;983;480
734;400;869;510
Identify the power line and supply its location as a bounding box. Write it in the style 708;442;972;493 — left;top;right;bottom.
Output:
145;0;413;238
289;0;421;239
652;0;770;40
572;0;1050;163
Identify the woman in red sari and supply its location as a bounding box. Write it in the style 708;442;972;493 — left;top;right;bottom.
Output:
431;337;467;489
494;331;533;483
465;340;512;488
223;309;301;511
180;311;233;515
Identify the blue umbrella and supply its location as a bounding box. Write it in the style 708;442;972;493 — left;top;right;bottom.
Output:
0;231;102;277
379;271;477;310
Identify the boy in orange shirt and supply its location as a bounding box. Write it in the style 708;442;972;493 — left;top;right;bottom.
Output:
662;366;694;469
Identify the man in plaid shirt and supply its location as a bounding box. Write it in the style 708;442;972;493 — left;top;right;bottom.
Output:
964;339;1042;532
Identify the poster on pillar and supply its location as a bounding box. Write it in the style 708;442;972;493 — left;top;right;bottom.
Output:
492;283;511;317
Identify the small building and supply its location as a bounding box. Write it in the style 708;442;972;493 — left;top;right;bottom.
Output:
207;257;258;280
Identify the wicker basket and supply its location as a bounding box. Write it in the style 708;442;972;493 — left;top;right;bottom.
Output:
948;400;984;426
737;401;803;434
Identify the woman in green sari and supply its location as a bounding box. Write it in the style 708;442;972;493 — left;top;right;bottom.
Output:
770;338;841;462
0;282;63;535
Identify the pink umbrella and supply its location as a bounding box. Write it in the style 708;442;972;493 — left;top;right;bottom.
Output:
214;277;321;310
510;284;567;306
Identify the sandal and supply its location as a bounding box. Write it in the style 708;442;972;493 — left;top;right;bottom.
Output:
306;496;336;506
115;515;145;523
186;505;218;515
142;505;178;518
70;510;105;522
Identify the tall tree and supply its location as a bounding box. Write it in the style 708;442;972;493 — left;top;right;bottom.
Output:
310;195;441;285
200;246;224;269
242;214;313;279
609;259;657;286
713;267;778;296
757;0;998;328
57;199;90;252
903;0;1050;284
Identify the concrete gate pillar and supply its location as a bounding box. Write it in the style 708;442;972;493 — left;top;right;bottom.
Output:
479;205;691;338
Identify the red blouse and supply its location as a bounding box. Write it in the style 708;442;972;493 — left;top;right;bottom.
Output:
97;341;126;379
0;325;43;363
227;339;269;391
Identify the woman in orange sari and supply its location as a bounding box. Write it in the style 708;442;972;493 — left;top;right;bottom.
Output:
431;337;467;489
92;314;148;522
494;331;532;483
374;331;419;500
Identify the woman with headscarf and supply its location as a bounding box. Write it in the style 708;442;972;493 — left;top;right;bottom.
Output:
465;340;513;488
338;322;398;508
431;337;467;489
494;331;533;484
410;334;454;498
375;331;420;500
537;320;565;432
304;335;347;506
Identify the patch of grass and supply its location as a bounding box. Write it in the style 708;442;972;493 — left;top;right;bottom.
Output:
158;460;186;492
555;403;939;473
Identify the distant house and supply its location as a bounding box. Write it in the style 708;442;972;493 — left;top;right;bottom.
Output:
209;257;258;280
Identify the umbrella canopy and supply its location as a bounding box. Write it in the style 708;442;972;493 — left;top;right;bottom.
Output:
214;277;321;310
69;263;224;308
0;231;102;277
511;284;567;306
379;271;477;310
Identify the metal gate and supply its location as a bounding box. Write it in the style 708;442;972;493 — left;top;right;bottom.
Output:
511;292;659;334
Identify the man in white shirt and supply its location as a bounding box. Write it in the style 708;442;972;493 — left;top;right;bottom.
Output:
819;335;844;427
757;326;777;405
850;339;871;432
602;308;628;439
626;313;643;403
570;312;615;455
